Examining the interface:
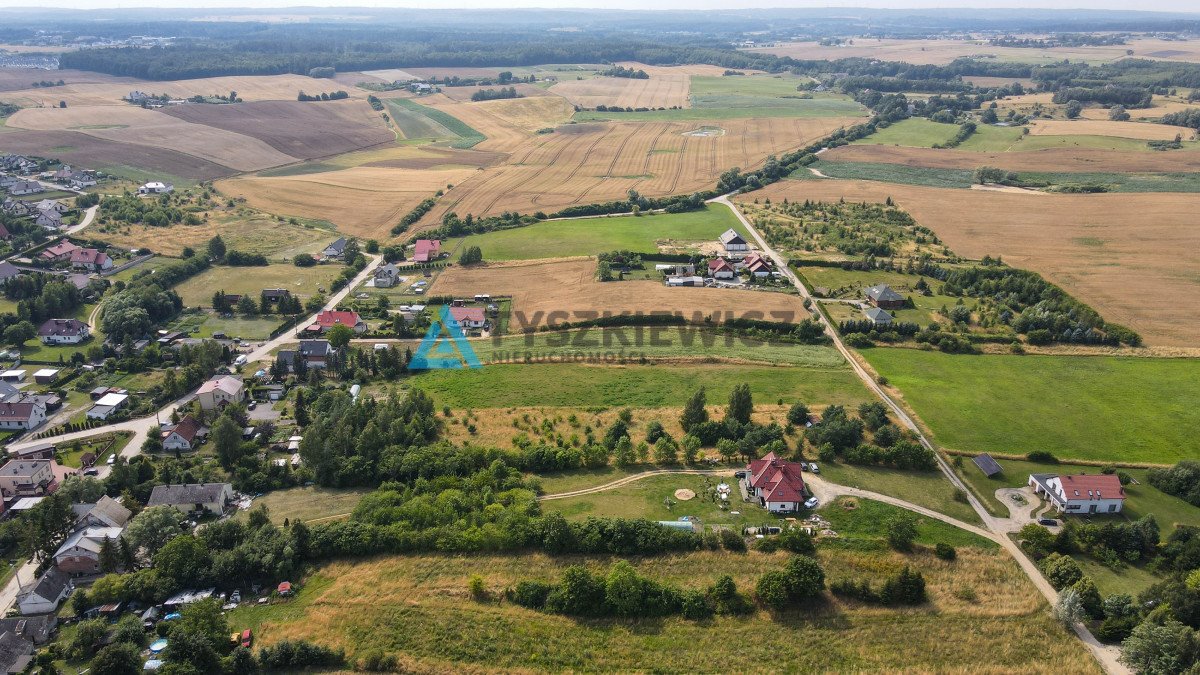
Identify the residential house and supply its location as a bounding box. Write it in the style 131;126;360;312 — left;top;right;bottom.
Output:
741;252;771;277
0;460;55;499
67;170;97;189
73;495;132;530
16;567;71;616
86;393;129;420
260;288;290;305
33;199;66;214
7;181;43;197
34;209;62;230
865;284;905;310
322;237;347;259
863;307;894;326
162;416;204;451
0;630;35;673
38;318;89;345
196;376;245;411
0;262;19;283
277;340;335;372
0;401;46;431
0;614;57;647
1028;473;1125;515
53;526;124;575
147;483;234;516
744;452;807;512
69;248;111;272
412;239;441;263
707;258;736;280
0;381;19;403
0;198;30;218
39;240;79;263
309;310;366;334
448;306;486;329
373;263;401;288
719;228;748;253
137;181;173;195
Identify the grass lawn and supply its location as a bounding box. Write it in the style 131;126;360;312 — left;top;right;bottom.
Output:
534;465;654;495
444;204;745;261
402;362;873;409
818;462;981;525
56;432;132;468
1012;134;1164;153
166;311;288;341
223;548;1088;673
1075;555;1163;597
819;496;995;550
173;264;342;306
956;124;1029;151
240;486;374;524
689;74;814;98
852;118;961;148
863;349;1200;465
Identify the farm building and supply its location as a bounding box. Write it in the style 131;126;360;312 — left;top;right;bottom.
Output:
744;452;807;512
973;454;1003;477
1029;473;1125;515
32;369;59;385
863;307;894;326
147;483;233;516
719;229;748;253
412;239;441;263
656;263;696;276
0;370;25;383
197;376;245;410
708;258;736;280
38;318;89;345
865;284;905;310
666;275;704;287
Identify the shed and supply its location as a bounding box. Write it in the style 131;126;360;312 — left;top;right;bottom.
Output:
972;453;1003;478
32;369;59;385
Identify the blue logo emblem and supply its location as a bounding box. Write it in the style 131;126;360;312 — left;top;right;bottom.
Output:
409;305;482;370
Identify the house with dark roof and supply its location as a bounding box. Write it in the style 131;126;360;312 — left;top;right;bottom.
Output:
16;567;71;615
744;452;808;512
322;237;347;259
12;443;55;461
373;263;401;288
34;209;63;230
162;416;205;451
0;629;34;674
260;288;290;304
53;526;124;575
412;239;441;263
863;307;894;326
147;483;234;515
719;228;748;252
0;400;46;430
73;496;131;530
0;262;19;284
277;340;336;372
865;284;905;310
1029;473;1125;515
7;181;43;197
38;318;90;345
972;453;1003;478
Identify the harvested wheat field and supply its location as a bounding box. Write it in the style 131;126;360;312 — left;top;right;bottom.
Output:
469;95;575;133
1028;118;1197;141
1080;97;1199;121
821;143;1200;173
416;93;534;154
426;116;855;220
91;214;332;259
549;64;725;110
161;99;392;159
0;67;136;92
7;105;298;171
749;38;1137;66
435;82;554;102
0;128;232;180
744;180;1200;347
217;165;478;239
431;258;807;326
0;73;351;108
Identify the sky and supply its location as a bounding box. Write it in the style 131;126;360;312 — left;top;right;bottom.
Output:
1;0;1198;12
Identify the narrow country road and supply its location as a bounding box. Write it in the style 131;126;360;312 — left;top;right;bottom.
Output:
65;204;99;235
712;195;1127;674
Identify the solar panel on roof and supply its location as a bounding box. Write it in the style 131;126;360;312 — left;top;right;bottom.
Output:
972;453;1003;477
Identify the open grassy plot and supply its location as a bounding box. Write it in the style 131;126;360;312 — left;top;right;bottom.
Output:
853;118;961;148
444;204;744;260
385;97;485;148
405;362;872;409
956;124;1030;151
744;179;1200;347
574;94;864;121
91;213;333;259
819;496;994;549
864;349;1200;464
165;311;287;341
240;486;373;524
227;547;1089;673
818;463;981;525
1015;134;1181;153
173;263;343;306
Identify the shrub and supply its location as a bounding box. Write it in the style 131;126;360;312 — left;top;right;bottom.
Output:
467;574;486;600
935;542;957;560
1040;553;1083;590
510;580;553;609
1026;450;1058;464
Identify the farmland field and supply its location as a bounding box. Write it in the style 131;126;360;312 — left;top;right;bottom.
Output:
405;362;871;409
444;204;745;260
384;97;486;147
424;116;856;220
549;63;728;110
0;72;350;108
430;258;807;328
1027;118;1198;142
743;179;1200;347
91;213;333;258
226;549;1095;673
574;94;864;121
820;142;1200;173
173;263;343;306
863;349;1200;464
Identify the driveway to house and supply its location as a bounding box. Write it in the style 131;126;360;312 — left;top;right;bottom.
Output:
65;204;99;235
242;255;382;365
713;194;1127;675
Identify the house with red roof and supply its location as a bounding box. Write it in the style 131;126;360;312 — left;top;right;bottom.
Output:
740;252;771;277
448;306;486;329
307;310;366;334
707;257;736;280
1029;473;1125;515
745;452;807;512
69;248;112;272
39;240;79;263
162;415;205;452
412;239;441;263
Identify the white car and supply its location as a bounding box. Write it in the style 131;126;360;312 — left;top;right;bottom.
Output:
804;497;819;509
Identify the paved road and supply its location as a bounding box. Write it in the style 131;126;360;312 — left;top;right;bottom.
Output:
65;204;99;235
713;195;1127;674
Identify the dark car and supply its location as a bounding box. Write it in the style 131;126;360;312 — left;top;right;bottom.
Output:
733;470;747;479
1038;518;1058;527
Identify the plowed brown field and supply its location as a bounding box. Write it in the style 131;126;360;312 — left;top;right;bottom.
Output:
741;180;1200;347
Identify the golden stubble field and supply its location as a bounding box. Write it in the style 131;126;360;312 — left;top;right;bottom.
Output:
743;180;1200;347
0;72;358;108
431;258;808;327
820;143;1200;173
549;63;730;110
1027;118;1197;141
424;116;856;220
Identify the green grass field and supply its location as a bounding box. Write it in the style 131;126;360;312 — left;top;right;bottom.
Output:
173;264;343;306
955;124;1028;151
464;327;848;367
818;462;981;525
402;362;872;409
239;486;373;524
689;74;814;98
864;349;1200;464
385;98;485;148
1014;134;1179;153
165;311;288;340
573;93;864;122
444;204;745;260
852;118;961;148
819;496;994;549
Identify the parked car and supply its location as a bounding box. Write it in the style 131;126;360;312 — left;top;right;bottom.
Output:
106;454;116;465
799;462;810;471
83;468;99;476
1038;518;1058;527
809;463;820;474
733;470;747;479
804;497;819;509
241;629;253;648
230;590;241;603
247;401;257;410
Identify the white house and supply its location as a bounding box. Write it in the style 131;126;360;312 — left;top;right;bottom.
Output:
162;416;204;451
719;228;748;252
448;306;486;329
196;376;245;411
8;181;44;197
1028;473;1126;515
17;567;71;616
147;483;233;516
86;392;129;420
744;452;807;512
137;181;173;195
38;319;89;345
707;258;736;280
0;400;46;431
